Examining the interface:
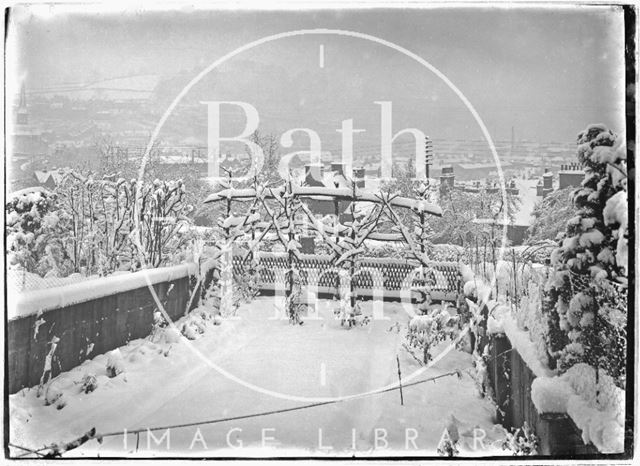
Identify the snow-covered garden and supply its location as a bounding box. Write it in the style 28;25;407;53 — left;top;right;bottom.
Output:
6;124;629;458
10;298;510;457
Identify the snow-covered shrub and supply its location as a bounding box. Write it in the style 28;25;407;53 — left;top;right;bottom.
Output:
179;307;212;340
471;348;490;397
150;309;169;342
541;124;627;387
7;168;200;280
54;172;194;275
334;269;353;327
41;372;75;408
285;266;305;325
105;349;125;378
501;422;538;456
437;434;459;457
528;187;579;244
516;275;549;369
233;253;262;305
407;307;459;363
81;374;98;394
6;189;73;277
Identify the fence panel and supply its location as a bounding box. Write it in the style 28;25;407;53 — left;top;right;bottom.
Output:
8;273;193;394
487;335;599;456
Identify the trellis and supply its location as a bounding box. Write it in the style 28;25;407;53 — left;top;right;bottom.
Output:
204;176;446;320
231;252;461;300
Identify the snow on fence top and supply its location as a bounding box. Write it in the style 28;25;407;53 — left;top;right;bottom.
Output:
461;263;625;453
530;364;625;453
462;266;555;378
204;186;443;216
246;251;459;269
8;263;198;321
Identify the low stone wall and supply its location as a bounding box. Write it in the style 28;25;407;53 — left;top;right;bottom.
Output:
7;264;198;394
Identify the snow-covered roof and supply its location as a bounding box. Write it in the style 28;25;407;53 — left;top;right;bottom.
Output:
458;161;512;170
33;171;52;184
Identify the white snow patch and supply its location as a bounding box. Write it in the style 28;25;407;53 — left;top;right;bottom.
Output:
9;263;198;320
531;363;625;453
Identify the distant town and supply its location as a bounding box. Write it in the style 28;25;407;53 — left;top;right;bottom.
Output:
8;79;586;248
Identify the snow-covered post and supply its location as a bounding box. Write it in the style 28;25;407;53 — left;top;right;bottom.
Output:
333;199;341;294
349;180;357;309
284;179;304;323
415;181;432;255
219;246;234;316
286;183;295;320
216;169;236;317
337;269;352;324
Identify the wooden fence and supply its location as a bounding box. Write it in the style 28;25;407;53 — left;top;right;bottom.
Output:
487;335;598;456
7;266;198;394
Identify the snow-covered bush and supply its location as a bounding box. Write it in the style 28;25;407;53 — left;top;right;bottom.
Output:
105;349;125;378
471;348;490;397
515;267;549;368
500;422;538;456
284;266;305;325
407;307;459;363
528;187;579;243
7;170;198;281
437;414;463;457
179;307;212;340
6;189;73;277
81;374;98;394
232;252;263;309
541;124;627;387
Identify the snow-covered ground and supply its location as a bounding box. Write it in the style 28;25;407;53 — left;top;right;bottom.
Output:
513;178;540;226
10;298;506;457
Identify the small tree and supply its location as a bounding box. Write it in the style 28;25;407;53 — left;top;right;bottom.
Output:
528;187;578;243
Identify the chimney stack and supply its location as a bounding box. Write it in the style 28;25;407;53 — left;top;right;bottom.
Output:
353;167;365;188
305;164;324;187
440;165;455;189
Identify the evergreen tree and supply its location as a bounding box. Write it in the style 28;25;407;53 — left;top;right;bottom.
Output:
542;124;627;386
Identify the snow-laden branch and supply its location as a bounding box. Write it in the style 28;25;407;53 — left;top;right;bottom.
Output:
205;186;442;216
297;202;345;257
378;192;427;265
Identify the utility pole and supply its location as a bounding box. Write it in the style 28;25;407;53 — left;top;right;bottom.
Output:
424;135;433;183
420;135;434;256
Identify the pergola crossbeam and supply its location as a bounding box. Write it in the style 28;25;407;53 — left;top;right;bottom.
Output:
205;186;442;217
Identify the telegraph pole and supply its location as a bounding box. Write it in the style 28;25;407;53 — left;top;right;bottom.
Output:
420;135;434;256
424;135;433;184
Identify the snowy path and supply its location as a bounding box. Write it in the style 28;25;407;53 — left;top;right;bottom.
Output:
10;297;506;457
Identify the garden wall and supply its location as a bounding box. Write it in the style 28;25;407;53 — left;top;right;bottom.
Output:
487;335;598;456
7;264;198;394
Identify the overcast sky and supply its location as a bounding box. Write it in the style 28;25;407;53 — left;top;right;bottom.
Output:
7;5;626;144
